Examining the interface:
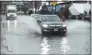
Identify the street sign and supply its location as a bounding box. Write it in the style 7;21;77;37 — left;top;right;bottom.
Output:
51;1;57;6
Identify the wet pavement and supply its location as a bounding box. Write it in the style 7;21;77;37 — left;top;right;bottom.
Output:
1;15;91;54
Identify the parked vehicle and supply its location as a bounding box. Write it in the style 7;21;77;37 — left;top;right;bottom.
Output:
69;3;90;20
78;13;84;20
84;14;91;21
6;5;17;20
84;11;91;21
38;15;67;35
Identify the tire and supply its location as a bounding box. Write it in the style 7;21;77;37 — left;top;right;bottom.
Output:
41;30;45;34
6;16;8;20
62;31;66;35
60;31;67;36
42;31;47;36
6;17;9;20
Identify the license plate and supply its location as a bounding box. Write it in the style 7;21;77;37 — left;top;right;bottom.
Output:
9;17;14;20
54;29;58;31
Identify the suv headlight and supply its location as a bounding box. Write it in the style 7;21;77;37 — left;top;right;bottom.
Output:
42;24;48;28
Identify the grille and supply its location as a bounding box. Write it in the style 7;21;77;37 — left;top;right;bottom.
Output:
49;25;61;28
10;15;14;16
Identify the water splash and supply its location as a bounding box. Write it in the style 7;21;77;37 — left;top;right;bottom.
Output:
7;20;17;31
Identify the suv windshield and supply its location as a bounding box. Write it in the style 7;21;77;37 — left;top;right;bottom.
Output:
8;10;16;13
41;16;60;22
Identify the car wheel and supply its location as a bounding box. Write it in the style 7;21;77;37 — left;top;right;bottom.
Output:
6;16;8;20
6;17;9;20
42;32;47;36
41;30;45;35
63;31;66;34
60;31;67;36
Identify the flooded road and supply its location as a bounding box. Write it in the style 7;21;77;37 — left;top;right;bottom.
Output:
1;15;91;54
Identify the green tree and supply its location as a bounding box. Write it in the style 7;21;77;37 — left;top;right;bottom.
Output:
22;5;28;15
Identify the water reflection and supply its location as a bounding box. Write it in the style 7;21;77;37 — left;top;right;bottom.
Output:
60;37;70;54
7;20;17;31
14;20;17;29
7;20;10;31
40;34;69;54
40;36;50;54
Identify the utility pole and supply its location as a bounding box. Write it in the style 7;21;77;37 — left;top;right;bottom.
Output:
33;1;35;14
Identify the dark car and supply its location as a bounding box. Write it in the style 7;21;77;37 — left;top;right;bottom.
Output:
38;15;67;34
84;14;91;21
